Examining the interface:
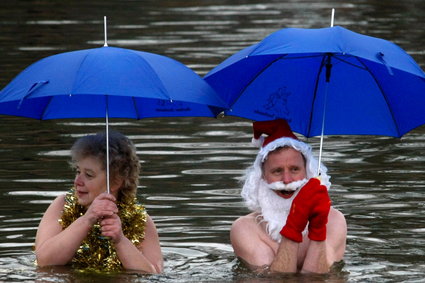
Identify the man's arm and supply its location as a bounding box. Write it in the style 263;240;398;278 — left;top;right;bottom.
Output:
270;237;298;272
300;240;329;273
272;178;339;273
230;214;276;267
272;208;347;273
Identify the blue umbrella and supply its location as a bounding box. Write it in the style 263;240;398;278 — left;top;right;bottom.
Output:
0;46;227;119
0;45;228;192
205;26;425;139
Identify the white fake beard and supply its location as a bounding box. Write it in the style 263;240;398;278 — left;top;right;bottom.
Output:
257;178;308;242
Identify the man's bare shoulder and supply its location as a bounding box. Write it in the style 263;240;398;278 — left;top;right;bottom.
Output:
329;207;347;225
232;212;259;228
231;212;277;265
231;212;274;244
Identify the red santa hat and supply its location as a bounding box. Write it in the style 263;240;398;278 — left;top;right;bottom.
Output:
252;119;298;148
249;119;330;185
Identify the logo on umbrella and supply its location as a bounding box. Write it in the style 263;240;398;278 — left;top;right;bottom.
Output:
255;86;292;122
155;100;191;112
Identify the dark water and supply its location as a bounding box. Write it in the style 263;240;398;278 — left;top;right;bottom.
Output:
1;0;424;282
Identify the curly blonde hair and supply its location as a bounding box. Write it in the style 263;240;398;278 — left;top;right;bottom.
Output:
70;130;140;202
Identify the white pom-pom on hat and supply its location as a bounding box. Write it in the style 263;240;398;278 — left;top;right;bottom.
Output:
251;136;264;148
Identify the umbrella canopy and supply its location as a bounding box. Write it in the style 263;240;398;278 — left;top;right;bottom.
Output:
205;26;425;138
0;45;228;192
0;46;227;119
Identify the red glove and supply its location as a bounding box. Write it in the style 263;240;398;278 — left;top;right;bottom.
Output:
280;178;331;242
307;180;331;241
307;181;331;241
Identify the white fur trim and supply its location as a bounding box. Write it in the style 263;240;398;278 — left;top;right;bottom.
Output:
251;136;264;148
241;137;331;213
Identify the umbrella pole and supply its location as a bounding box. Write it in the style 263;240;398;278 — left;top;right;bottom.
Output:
103;16;110;194
317;83;328;176
317;54;333;176
317;10;335;176
106;101;110;194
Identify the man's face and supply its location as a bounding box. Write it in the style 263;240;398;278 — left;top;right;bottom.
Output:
262;147;307;199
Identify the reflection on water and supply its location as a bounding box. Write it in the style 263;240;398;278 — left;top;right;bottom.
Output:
1;0;425;282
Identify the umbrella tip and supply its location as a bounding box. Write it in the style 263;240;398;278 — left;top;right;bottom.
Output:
330;8;335;27
103;16;108;47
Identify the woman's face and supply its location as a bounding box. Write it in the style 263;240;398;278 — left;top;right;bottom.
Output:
73;156;107;207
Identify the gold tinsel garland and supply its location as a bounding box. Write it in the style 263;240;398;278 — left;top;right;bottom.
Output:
59;188;147;272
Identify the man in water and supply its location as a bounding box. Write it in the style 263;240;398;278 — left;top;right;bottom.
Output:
230;119;346;273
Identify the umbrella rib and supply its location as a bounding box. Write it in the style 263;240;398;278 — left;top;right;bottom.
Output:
131;96;141;119
355;57;401;137
70;50;93;94
333;55;368;71
40;96;54;120
306;55;328;137
127;49;171;101
231;55;289;107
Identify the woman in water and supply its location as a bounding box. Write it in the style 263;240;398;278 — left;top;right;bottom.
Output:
35;131;163;273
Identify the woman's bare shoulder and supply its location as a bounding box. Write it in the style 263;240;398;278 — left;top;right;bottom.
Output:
44;194;67;215
52;194;66;206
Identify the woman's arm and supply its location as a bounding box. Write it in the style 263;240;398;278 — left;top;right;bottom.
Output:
101;214;163;273
35;195;92;266
35;193;118;267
